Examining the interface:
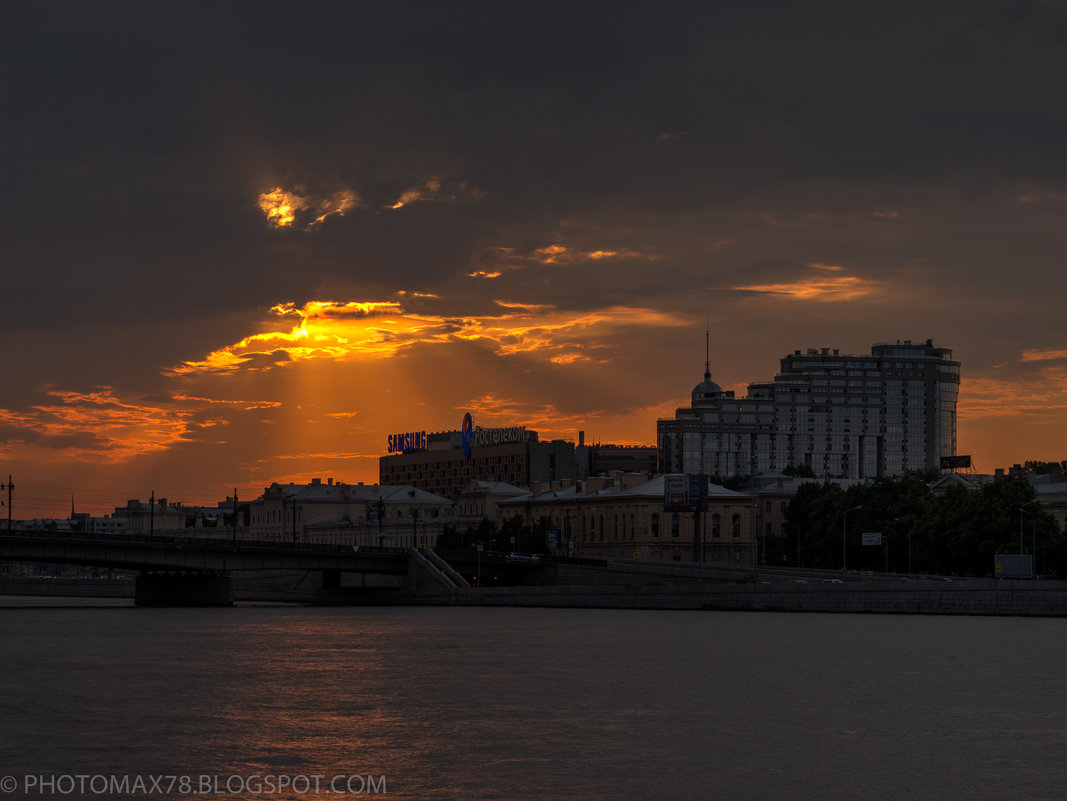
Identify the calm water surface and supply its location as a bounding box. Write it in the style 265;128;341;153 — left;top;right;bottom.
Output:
1;606;1064;800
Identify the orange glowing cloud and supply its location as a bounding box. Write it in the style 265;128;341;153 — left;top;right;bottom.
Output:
258;186;358;230
0;390;293;463
530;244;654;265
388;177;484;210
166;299;689;376
958;369;1067;421
1020;349;1067;362
0;389;206;462
733;264;877;301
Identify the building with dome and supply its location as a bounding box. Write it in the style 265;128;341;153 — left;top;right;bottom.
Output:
658;339;960;480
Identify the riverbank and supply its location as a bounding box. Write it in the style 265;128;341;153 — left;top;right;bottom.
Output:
4;572;1065;616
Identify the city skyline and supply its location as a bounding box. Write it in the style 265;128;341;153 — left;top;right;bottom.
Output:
4;3;1067;517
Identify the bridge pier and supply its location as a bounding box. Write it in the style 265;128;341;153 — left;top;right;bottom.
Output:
134;571;233;607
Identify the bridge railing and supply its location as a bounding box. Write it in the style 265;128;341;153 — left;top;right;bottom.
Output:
0;529;407;556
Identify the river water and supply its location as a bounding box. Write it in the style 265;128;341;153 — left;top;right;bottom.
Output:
0;605;1064;800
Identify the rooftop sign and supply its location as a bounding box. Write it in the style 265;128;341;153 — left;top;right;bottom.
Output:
469;426;528;448
387;431;427;454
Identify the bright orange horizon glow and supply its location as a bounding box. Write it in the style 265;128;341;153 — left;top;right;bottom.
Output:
2;295;1064;519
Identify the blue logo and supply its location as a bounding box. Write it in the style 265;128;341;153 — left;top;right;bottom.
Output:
461;413;473;459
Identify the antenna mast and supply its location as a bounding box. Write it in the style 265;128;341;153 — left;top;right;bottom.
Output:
704;321;711;381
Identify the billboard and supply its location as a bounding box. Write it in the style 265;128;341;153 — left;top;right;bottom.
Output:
663;474;707;512
940;455;972;470
861;532;885;546
995;553;1033;579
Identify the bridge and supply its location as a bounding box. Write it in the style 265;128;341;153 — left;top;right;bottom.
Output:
0;530;475;605
0;530;410;573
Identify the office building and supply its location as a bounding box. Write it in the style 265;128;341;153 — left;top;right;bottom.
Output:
658;339;960;479
379;425;579;498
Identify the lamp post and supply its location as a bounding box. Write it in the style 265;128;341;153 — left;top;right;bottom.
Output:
785;519;801;568
1020;499;1038;578
894;518;911;574
843;505;861;571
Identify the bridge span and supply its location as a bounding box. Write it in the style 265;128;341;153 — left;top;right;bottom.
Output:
0;530;410;574
0;530;423;606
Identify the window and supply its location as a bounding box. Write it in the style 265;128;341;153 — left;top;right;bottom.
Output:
732;514;742;538
671;513;680;538
651;513;660;538
711;514;721;538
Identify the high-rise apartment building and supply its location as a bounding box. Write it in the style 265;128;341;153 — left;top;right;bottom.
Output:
658;339;960;479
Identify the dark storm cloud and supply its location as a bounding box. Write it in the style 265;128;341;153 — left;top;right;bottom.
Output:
5;0;1067;336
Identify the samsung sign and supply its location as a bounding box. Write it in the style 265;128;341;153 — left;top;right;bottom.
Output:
388;431;427;453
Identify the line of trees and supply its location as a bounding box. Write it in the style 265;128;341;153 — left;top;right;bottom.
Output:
766;474;1065;577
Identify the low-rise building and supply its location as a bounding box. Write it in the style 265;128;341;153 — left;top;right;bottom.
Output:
497;474;757;564
248;478;454;547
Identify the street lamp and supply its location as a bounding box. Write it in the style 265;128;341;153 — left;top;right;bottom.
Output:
785;519;801;568
1019;499;1038;553
843;505;861;571
894;518;911;574
1020;499;1038;578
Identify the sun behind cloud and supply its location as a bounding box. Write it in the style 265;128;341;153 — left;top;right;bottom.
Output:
166;298;689;376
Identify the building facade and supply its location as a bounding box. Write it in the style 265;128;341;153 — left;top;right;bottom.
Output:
248;478;453;547
658;339;960;480
379;426;580;498
497;474;757;564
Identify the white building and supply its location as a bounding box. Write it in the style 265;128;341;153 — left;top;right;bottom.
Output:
658;339;960;480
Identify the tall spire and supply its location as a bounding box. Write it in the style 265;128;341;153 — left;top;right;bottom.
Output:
704;322;711;382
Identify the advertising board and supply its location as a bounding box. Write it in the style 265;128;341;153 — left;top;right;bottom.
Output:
994;553;1033;579
663;474;707;512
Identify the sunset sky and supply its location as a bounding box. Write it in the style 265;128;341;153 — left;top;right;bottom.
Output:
3;3;1066;518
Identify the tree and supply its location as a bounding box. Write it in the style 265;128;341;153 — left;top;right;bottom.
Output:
781;474;1064;577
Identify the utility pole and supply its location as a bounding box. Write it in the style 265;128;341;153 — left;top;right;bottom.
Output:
232;489;238;545
149;490;155;536
1;475;12;532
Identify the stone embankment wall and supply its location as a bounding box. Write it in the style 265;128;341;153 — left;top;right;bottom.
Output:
0;577;134;598
402;580;1067;616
